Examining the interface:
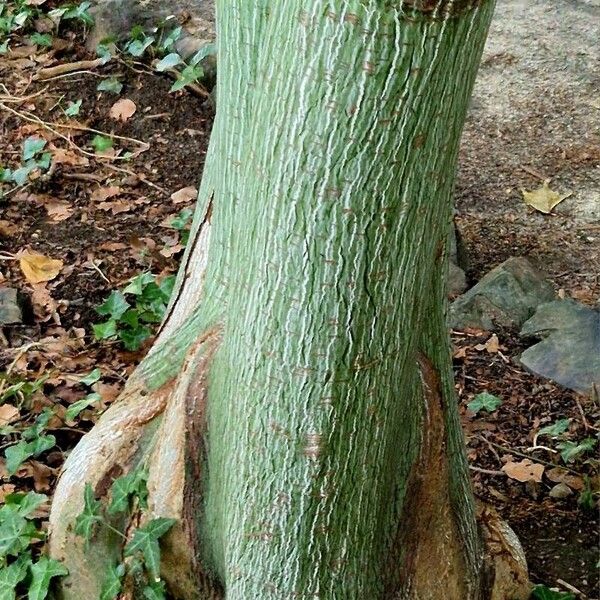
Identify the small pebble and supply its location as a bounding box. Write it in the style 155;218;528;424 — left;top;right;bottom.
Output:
549;482;573;499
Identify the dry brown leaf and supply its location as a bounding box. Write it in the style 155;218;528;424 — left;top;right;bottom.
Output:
476;334;499;353
19;250;63;284
44;200;73;222
51;146;89;167
546;467;585;491
501;459;544;483
97;200;132;214
0;404;20;426
30;282;59;322
30;460;54;492
522;181;572;214
109;98;137;122
99;241;128;251
170;186;197;204
0;220;18;236
0;484;16;502
91;186;121;202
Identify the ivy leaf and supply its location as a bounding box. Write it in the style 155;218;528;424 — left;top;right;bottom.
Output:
29;33;52;48
467;392;502;414
91;135;114;153
537;419;570;439
108;468;148;515
169;64;203;92
143;580;167;600
65;393;101;422
155;52;181;72
96;291;129;319
118;326;152;351
93;320;118;341
189;43;215;66
11;164;36;186
0;510;37;558
97;77;122;94
557;438;597;464
124;518;176;579
0;552;32;600
22;138;46;161
99;563;125;600
531;584;575;600
80;368;102;386
126;35;154;57
74;484;104;541
5;442;33;476
122;273;155;296
64;99;82;117
159;26;182;51
27;556;68;600
4;492;47;517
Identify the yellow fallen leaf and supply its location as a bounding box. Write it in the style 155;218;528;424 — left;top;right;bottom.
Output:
19;250;63;284
501;459;544;483
522;181;571;214
109;98;137;122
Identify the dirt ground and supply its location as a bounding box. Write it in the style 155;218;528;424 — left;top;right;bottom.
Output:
0;1;598;598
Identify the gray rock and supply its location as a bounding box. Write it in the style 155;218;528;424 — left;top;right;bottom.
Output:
448;262;468;297
519;299;600;395
449;257;555;331
0;288;23;325
88;0;215;61
549;483;573;499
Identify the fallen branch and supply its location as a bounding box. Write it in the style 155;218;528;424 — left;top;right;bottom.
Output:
34;58;105;81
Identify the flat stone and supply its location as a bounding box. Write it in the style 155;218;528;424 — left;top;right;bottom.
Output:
449;257;555;331
0;288;23;325
519;299;600;395
549;483;573;499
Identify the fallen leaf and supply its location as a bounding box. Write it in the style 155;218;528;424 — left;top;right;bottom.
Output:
30;282;59;322
546;467;584;491
0;220;18;236
475;334;499;353
51;147;89;167
0;484;16;502
97;200;132;214
160;244;184;258
19;250;63;284
99;241;128;251
522;181;572;214
170;186;197;204
30;460;54;492
44;200;73;222
109;98;137;122
502;459;544;483
0;404;20;426
91;186;121;202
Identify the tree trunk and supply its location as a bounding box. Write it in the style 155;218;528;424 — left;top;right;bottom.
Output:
49;1;529;598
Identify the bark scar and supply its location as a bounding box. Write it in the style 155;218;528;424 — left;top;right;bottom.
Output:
384;352;467;598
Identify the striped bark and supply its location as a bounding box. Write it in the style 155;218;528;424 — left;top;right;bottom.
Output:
49;2;529;599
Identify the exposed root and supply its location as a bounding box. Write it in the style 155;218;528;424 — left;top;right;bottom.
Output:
478;504;531;600
49;327;222;600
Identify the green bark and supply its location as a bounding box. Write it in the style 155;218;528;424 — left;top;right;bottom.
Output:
50;1;501;599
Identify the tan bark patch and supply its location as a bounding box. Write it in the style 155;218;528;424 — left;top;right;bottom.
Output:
385;353;468;599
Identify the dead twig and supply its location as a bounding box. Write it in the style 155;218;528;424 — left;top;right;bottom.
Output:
34;58;105;81
0;102;149;159
469;466;504;476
